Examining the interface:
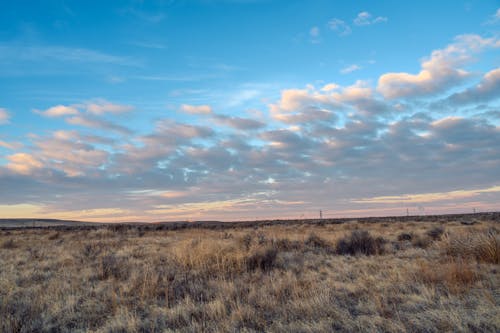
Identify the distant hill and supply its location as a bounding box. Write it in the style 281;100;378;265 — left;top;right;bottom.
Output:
0;219;99;228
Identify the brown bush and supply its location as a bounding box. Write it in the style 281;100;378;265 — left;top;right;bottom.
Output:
1;239;16;249
336;230;386;255
416;259;480;294
445;229;499;264
426;226;445;240
246;246;278;272
99;254;130;280
397;232;413;241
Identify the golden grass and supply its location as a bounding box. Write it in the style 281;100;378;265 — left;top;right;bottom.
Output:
0;219;499;332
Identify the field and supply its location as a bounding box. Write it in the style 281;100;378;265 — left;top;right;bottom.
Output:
1;214;499;332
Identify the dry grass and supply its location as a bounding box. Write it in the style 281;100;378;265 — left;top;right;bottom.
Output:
0;218;499;332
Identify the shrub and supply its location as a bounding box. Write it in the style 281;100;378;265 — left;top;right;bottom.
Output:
427;226;445;240
416;259;479;294
273;238;303;251
445;229;499;264
241;233;253;250
397;232;413;241
304;233;334;253
246;246;278;272
99;254;130;280
412;234;432;249
336;230;386;256
1;239;17;249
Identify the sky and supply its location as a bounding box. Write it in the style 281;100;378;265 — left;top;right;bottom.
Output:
0;0;499;222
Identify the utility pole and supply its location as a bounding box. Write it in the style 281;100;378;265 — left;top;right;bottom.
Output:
406;208;409;217
319;210;323;219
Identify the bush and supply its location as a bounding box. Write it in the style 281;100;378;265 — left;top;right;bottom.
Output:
416;259;479;294
445;229;499;264
336;230;386;256
427;226;445;240
246;246;278;272
99;254;130;280
1;239;17;249
397;232;413;241
305;233;334;253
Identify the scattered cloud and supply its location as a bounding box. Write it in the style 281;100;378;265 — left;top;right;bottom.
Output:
180;104;213;115
377;34;499;99
212;114;265;130
328;18;352;36
66;115;132;135
35;105;79;117
309;26;321;43
445;67;500;105
353;11;387;26
86;101;134;115
0;44;138;67
340;64;362;74
6;153;43;175
1;30;500;220
353;185;500;204
0;108;10;124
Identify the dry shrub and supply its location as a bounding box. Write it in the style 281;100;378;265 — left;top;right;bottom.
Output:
445;229;499;264
246;246;278;272
416;259;480;294
273;238;303;251
173;239;247;277
304;233;334;253
336;230;386;255
1;238;17;249
99;254;130;280
426;226;445;240
397;232;413;241
48;232;60;240
411;234;432;249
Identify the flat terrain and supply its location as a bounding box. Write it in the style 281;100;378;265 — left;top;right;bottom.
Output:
0;214;499;332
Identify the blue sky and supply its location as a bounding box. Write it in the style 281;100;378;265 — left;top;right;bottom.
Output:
0;0;499;221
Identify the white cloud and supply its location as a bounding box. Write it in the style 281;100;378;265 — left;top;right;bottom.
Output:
0;108;10;124
353;11;387;26
378;34;499;99
340;64;362;74
66;115;132;134
35;105;79;118
446;67;500;105
310;26;320;37
180;104;213;115
328;18;352;36
86;101;133;115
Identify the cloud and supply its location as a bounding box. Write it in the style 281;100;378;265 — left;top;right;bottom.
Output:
353;185;500;204
66;115;132;135
180;104;213;115
328;18;352;36
0;44;138;67
0;140;23;150
35;105;79;117
309;26;321;43
485;8;500;24
0;108;10;124
212;114;265;130
6;153;43;175
86;101;134;115
340;64;362;74
378;34;499;99
445;67;500;105
353;11;388;26
310;26;320;37
2;32;500;221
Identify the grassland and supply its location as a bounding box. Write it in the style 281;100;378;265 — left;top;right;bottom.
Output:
0;214;499;332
